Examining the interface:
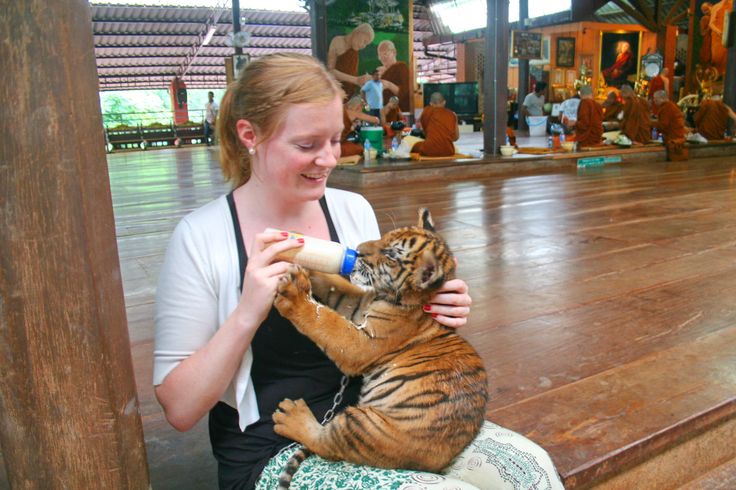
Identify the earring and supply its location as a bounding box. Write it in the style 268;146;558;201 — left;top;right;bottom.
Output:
248;147;256;156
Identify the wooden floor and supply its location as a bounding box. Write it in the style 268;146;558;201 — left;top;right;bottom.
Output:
13;146;736;489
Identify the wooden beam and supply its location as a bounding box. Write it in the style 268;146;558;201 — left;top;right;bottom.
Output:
571;0;610;21
483;0;510;155
668;10;688;25
612;0;658;31
0;1;150;487
665;0;689;25
633;0;657;27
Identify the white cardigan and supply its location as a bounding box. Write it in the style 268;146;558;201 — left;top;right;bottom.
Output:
153;187;380;431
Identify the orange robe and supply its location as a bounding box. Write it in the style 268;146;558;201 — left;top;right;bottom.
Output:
653;100;688;161
575;98;603;147
648;75;665;98
340;108;362;157
621;96;652;144
381;62;411;113
412;106;459;157
335;48;360;99
694;99;729;140
602;101;624;122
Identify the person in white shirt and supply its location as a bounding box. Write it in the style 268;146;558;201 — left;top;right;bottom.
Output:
521;81;547;118
204;91;219;146
559;95;581;133
154;52;561;490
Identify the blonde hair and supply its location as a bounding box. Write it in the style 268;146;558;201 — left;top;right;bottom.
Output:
218;53;344;187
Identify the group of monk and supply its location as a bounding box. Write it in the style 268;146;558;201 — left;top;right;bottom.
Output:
340;91;460;159
558;79;735;162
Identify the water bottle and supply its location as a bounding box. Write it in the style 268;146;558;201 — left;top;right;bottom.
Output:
560;133;566;143
363;139;372;162
391;136;399;152
651;127;658;141
505;135;510;146
547;136;553;148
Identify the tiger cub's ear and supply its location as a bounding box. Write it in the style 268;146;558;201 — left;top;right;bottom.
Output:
417;208;435;232
415;249;446;290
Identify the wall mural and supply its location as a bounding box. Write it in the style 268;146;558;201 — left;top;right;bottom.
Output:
326;0;413;112
691;0;733;92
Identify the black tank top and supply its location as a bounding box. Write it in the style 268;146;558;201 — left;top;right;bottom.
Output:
208;193;360;490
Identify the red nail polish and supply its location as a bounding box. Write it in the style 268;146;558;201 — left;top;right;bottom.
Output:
423;305;431;312
297;238;305;244
431;313;438;318
281;231;289;237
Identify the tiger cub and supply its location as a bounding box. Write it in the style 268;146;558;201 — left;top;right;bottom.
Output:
272;208;488;487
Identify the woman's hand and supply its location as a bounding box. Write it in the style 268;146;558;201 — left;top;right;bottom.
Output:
424;278;472;328
236;230;303;327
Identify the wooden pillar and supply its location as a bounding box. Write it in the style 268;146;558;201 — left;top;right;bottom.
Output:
517;0;530;132
310;0;328;63
232;0;243;55
724;11;736;109
0;1;150;488
483;0;510;155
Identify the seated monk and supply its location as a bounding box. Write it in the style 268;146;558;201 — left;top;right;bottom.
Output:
411;92;459;157
575;85;603;147
381;96;406;138
620;83;652;144
694;95;736;140
340;96;380;157
602;91;624;122
651;90;688;161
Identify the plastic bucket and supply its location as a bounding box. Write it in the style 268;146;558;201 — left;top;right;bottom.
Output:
360;126;384;153
526;116;548;136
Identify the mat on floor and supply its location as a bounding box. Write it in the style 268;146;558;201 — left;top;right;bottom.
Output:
410;153;472;161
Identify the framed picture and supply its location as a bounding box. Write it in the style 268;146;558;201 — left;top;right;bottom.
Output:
599;32;641;87
511;31;543;60
556;37;575;67
579;55;594;75
551;69;564;86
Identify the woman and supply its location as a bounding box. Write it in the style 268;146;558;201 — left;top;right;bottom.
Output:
154;53;562;490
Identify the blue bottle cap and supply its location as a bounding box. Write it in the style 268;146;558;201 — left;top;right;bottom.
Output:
340;248;358;275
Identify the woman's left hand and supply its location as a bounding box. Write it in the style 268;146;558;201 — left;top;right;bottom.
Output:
425;278;472;328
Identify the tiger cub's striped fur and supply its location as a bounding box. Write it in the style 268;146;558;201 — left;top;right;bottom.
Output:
272;208;488;488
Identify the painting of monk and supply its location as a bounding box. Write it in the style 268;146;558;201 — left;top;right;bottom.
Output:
600;32;640;87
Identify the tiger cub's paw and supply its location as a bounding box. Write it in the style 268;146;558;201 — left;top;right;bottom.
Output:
272;398;318;443
275;265;311;313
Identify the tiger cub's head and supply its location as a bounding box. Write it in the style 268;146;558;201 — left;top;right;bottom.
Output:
350;208;455;305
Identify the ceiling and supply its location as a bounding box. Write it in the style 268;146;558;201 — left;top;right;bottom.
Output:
91;2;455;91
91;0;690;92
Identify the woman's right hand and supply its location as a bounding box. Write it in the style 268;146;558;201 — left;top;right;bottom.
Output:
236;230;304;327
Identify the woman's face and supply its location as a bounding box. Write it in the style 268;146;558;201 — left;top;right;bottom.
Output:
251;95;343;203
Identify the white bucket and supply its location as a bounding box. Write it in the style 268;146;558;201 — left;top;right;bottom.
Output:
526;116;548;136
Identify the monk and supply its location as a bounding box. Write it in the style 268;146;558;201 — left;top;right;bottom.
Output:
620;83;652;144
327;23;374;98
377;40;410;112
412;92;459;157
575;85;603;147
651;90;688;161
602;91;624;122
694;96;736;140
340;96;380;157
647;68;670;100
381;96;406;138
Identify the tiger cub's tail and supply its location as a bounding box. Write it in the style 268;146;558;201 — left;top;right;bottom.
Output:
277;446;312;490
